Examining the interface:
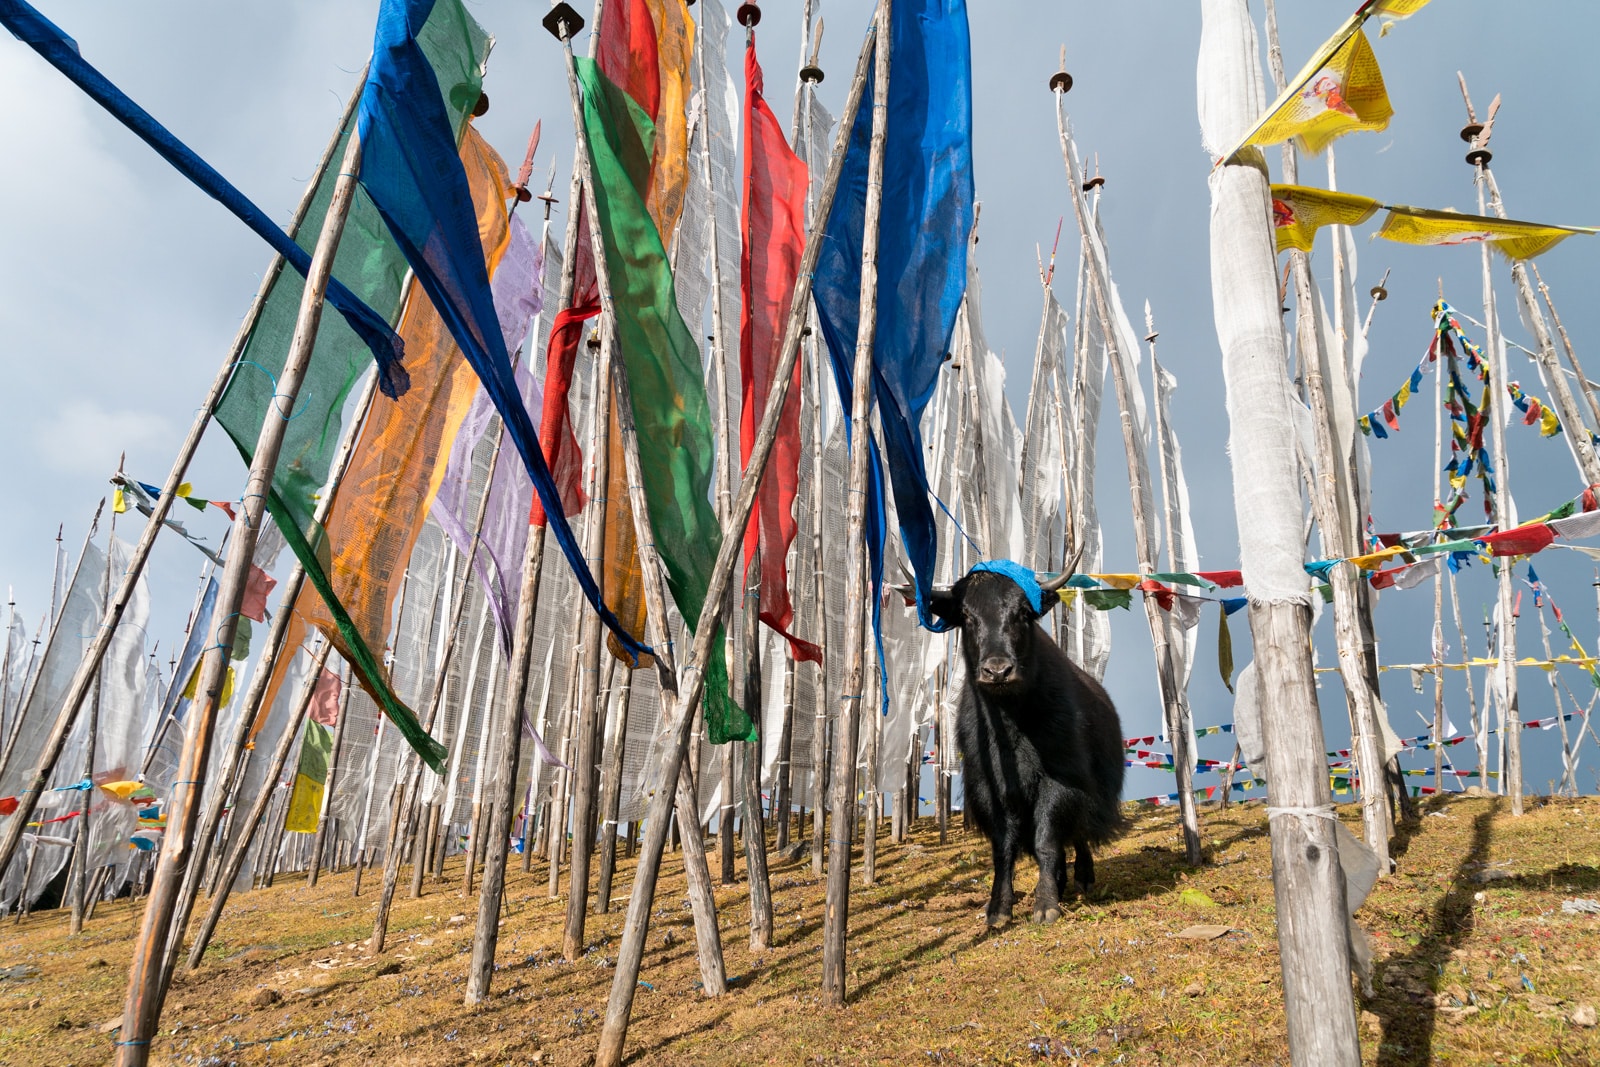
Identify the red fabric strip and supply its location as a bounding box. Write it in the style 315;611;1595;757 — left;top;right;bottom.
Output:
1194;569;1243;588
738;33;815;662
1475;523;1555;557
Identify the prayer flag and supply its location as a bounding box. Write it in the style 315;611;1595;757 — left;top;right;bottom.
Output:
1378;207;1596;260
739;31;821;664
1270;185;1380;253
284;719;334;833
575;56;750;742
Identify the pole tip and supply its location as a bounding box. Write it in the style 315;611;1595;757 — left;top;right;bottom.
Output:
542;3;585;40
1460;122;1484;144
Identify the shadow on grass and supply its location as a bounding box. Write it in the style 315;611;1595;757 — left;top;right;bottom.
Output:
1370;799;1498;1067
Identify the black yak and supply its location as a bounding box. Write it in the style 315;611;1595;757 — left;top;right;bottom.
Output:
930;561;1127;926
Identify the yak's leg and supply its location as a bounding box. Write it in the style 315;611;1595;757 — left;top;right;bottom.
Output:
985;823;1019;928
1030;814;1065;925
1072;839;1095;898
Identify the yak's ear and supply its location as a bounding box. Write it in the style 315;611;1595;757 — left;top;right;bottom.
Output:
1033;592;1063;623
928;585;959;625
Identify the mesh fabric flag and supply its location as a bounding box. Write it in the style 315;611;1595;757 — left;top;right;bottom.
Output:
356;0;647;663
284;679;338;836
575;57;751;743
1378;206;1596;260
1271;185;1381;253
811;0;975;634
739;32;820;664
1224;0;1433;162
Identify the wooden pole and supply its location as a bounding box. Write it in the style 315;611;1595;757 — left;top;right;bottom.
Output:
464;502;546;1000
1471;155;1523;816
821;0;891;1008
595;664;633;909
1054;88;1202;866
1528;263;1600;435
593;9;879;1060
741;556;773;949
1199;3;1360;1063
307;662;355;886
773;652;796;851
116;124;366;1066
461;638;506;899
552;6;728;996
183;641;333;969
1262;0;1392;867
69;488;117;936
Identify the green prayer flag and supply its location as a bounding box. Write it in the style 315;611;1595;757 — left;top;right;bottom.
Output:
1083;589;1133;612
211;0;487;773
576;57;752;744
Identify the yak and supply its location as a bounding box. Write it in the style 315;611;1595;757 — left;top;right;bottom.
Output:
930;560;1127;927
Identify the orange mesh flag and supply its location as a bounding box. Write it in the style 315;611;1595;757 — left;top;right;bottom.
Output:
254;122;512;735
1224;0;1433;162
738;31;819;664
1378;206;1597;260
1270;184;1380;253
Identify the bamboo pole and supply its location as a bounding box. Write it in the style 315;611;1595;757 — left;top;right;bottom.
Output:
1433;307;1447;791
821;0;891;1007
773;652;796;851
461;637;506;898
1262;0;1392;866
1199;2;1359;1063
0;74;364;892
116;125;367;1067
307;662;355;886
592;10;879;1060
1054;88;1201;866
552;6;728;997
1529;264;1600;435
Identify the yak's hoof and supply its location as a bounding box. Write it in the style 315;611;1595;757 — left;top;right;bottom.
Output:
1030;904;1062;925
985;907;1013;929
1075;879;1095;900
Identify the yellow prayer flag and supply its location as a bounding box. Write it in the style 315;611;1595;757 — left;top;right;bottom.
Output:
1369;0;1433;17
1228;24;1393;160
1090;574;1142;591
175;482;193;498
283;773;324;834
1271;185;1381;253
1348;545;1407;571
1378;206;1597;260
112;487;126;514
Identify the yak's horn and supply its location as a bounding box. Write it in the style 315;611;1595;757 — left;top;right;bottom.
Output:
1036;547;1084;595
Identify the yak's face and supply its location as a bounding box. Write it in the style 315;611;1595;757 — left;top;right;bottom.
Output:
930;572;1045;694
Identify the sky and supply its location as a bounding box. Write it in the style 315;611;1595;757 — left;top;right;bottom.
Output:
4;0;1600;802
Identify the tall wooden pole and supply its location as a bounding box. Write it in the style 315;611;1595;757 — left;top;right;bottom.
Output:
116;126;366;1067
741;557;774;949
69;490;117;936
1199;2;1359;1063
821;0;890;1008
1473;162;1523;816
594;665;633;909
1262;0;1392;866
593;10;879;1060
1053;86;1201;866
307;661;355;886
551;4;727;995
1529;262;1600;435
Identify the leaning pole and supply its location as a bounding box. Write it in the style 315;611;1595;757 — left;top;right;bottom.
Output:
1197;1;1359;1064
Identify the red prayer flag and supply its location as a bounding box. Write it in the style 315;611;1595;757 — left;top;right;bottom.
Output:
738;33;820;664
1382;397;1400;431
308;666;342;727
1475;523;1556;557
1194;570;1243;588
240;564;277;623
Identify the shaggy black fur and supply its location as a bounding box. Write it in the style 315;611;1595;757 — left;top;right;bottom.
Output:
933;571;1127;926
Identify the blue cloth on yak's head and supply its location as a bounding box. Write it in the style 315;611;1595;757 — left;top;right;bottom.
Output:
970;560;1044;615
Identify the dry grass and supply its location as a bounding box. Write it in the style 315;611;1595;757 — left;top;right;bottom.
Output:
2;794;1598;1065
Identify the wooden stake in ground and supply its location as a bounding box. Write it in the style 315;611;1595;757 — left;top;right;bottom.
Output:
592;9;879;1060
1053;83;1201;866
1198;2;1359;1063
821;0;891;1008
69;479;117;936
115;127;367;1067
